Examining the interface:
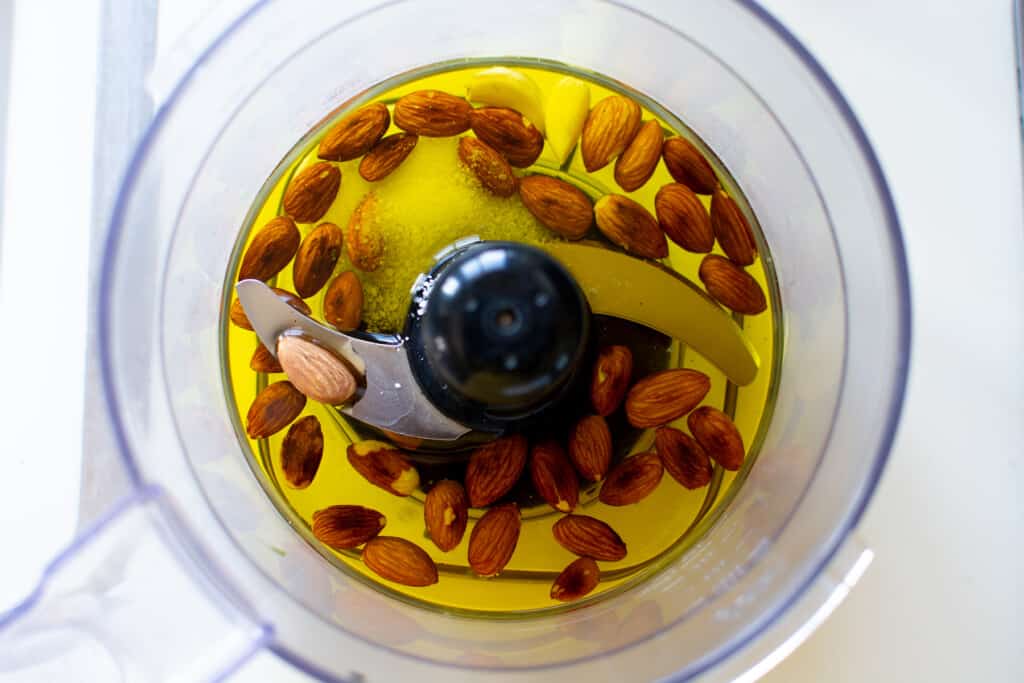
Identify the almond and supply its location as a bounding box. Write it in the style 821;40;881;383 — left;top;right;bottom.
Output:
655;183;713;253
277;335;358;406
318;102;391;162
312;504;386;549
551;557;600;602
711;190;757;266
230;287;310;330
698;255;767;315
552;514;626;561
246;381;306;439
424;479;469;552
345;192;384;271
457;137;517;197
599;453;664;506
594;194;668;259
580;95;642;172
393;90;472;137
614;120;663;191
250;343;283;373
468;503;521;577
465;434;528;507
283;161;341;223
591;345;633;416
469;106;544;167
359;133;418;182
238;216;300;282
662;137;718;194
280;415;323;488
568;415;612;482
323;271;363;331
292;222;343;298
529;441;579;513
346;440;420;496
624;369;711;428
656;426;713;489
362;536;438;586
518;175;592;240
688;406;745;471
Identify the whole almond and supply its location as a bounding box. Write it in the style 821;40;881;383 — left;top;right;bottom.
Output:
238;216;300;282
323;271;363;331
625;368;711;428
468;503;521;577
551;557;600;602
580;95;642;172
359;133;418;182
457;137;517;197
711;190;757;266
591;345;633;416
518;175;593;240
688;406;745;471
362;536;438;586
280;415;323;488
655;183;714;253
393;90;472;137
250;343;283;373
614;120;663;192
568;414;612;482
277;335;358;406
529;441;580;513
312;504;386;549
599;453;664;506
292;222;343;298
347;440;420;496
594;194;668;259
465;434;528;508
662;137;718;194
469;106;544;167
230;287;310;330
346;193;384;271
424;479;469;552
552;514;626;561
698;255;767;315
318;103;390;162
656;426;713;489
283;161;341;223
246;381;306;439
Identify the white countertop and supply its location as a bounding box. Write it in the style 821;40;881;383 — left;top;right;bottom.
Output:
0;1;1021;681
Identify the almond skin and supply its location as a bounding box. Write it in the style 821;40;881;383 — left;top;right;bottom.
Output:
280;415;323;488
393;90;472;137
662;137;718;194
323;271;364;331
688;407;745;471
246;381;306;439
277;335;358;406
359;133;418;182
568;415;612;482
625;369;711;428
346;193;384;271
468;503;521;577
465;434;528;507
238;216;300;282
552;514;626;561
529;441;580;513
599;453;664;506
362;536;438;586
230;287;309;330
469;106;544;167
581;95;642;172
292;222;343;298
711;190;758;266
655;183;714;253
656;426;713;489
424;479;469;552
614;120;663;192
312;504;386;549
698;255;767;315
346;440;420;496
318;102;390;162
457;137;517;197
283;161;341;223
551;557;600;602
591;345;633;416
250;343;283;373
594;194;668;259
518;175;593;240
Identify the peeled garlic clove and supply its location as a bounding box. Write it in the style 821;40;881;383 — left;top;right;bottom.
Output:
466;67;546;134
545;76;590;165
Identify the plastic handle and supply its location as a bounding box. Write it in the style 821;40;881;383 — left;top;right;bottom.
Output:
0;485;271;682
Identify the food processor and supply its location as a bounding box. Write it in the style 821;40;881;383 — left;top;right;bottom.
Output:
0;1;910;681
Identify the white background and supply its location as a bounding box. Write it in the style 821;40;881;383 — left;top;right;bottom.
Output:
0;1;1021;681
